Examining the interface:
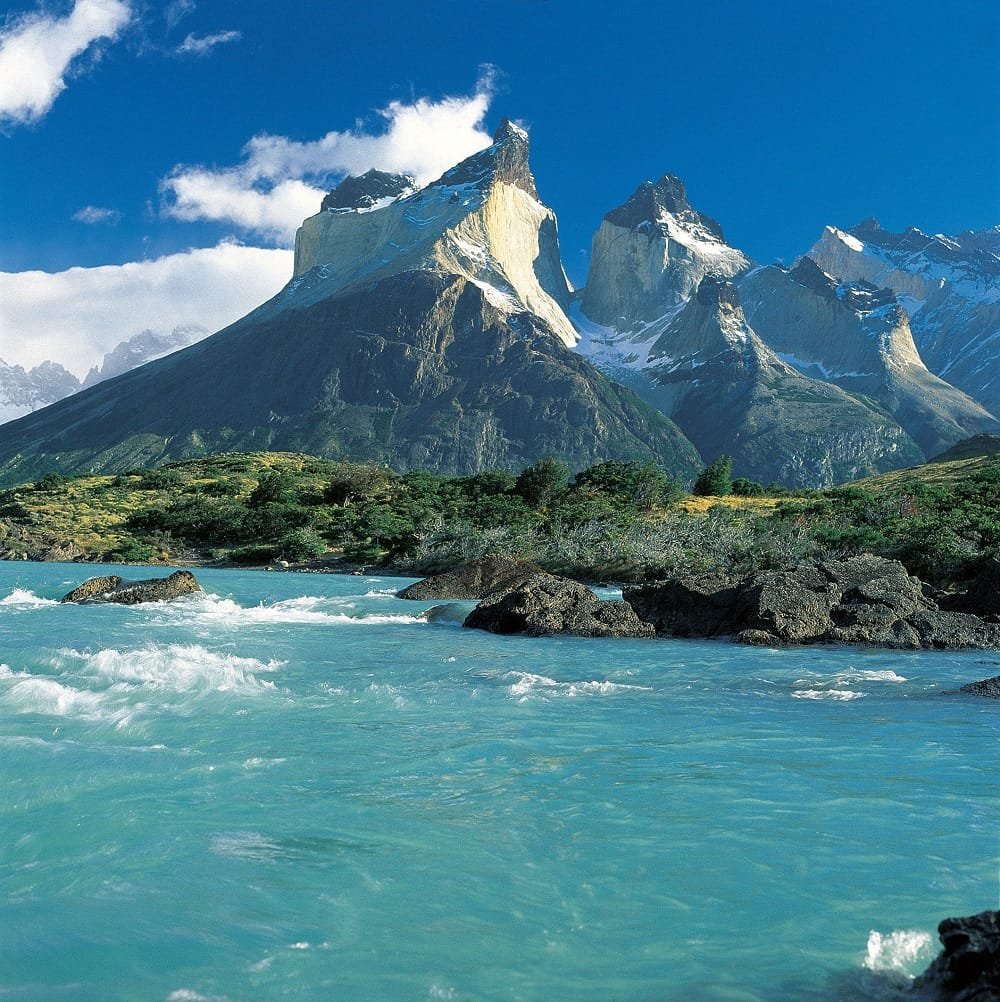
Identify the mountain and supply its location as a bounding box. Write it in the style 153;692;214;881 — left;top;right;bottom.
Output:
807;220;1000;414
592;275;922;485
82;325;209;388
576;180;922;486
581;175;750;328
0;122;701;486
740;257;999;457
0;359;80;423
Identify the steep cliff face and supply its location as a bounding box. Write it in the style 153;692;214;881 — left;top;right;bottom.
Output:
288;119;577;347
808;221;1000;414
741;258;999;457
581;276;921;487
581;175;750;328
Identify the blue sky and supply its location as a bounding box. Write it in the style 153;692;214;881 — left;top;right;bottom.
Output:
1;0;997;375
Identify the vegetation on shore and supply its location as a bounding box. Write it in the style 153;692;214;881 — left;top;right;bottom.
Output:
1;446;999;588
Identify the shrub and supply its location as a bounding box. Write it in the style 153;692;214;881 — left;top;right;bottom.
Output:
514;458;569;506
693;456;733;497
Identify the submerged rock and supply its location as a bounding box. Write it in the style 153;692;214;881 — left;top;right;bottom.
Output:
61;570;202;605
463;571;654;639
397;555;543;600
624;555;1000;649
912;909;1000;1001
959;675;1000;699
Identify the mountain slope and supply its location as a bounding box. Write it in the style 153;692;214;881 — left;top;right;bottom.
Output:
575;180;922;486
0;126;700;486
740;258;999;457
628;276;922;485
808;220;1000;414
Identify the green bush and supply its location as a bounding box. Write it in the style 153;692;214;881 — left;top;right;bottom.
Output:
693;456;733;497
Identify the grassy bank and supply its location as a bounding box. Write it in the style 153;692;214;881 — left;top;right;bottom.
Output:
2;449;999;588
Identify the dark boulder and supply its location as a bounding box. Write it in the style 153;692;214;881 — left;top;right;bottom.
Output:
61;570;202;605
939;558;1000;618
624;555;1000;649
397;555;543;600
463;571;654;639
959;675;1000;699
912;909;1000;1001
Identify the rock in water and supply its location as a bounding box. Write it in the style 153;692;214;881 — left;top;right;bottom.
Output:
624;555;1000;649
397;555;543;600
61;570;201;604
463;571;654;638
912;910;1000;1001
959;676;1000;699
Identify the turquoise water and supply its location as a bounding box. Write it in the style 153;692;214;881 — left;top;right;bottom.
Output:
1;562;996;1001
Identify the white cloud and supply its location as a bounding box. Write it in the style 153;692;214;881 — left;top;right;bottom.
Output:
72;204;122;224
161;75;496;243
176;29;240;57
0;242;292;376
0;0;132;126
164;0;196;31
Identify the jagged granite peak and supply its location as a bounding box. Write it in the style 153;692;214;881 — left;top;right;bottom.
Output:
741;258;999;458
434;118;538;200
581;175;751;328
605;175;726;242
0;358;81;424
320;169;417;212
289;117;576;346
808;221;1000;415
0;271;701;486
82;325;209;389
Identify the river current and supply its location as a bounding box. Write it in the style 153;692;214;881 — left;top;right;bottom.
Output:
1;562;996;1000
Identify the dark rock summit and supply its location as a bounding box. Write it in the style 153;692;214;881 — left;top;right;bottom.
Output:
463;570;654;639
321;169;417;211
398;555;542;600
912;910;1000;1001
624;555;1000;649
604;174;726;241
61;570;202;605
436;118;539;200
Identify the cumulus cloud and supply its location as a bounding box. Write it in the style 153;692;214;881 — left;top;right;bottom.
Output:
0;242;292;376
0;0;132;126
72;204;122;224
161;73;497;243
176;29;240;57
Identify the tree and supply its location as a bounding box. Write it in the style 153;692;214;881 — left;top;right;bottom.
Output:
693;456;733;497
514;458;570;507
573;460;683;510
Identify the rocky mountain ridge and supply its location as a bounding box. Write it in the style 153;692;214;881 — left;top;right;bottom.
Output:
0;119;995;489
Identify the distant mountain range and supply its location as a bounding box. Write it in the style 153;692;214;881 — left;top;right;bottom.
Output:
0;122;996;487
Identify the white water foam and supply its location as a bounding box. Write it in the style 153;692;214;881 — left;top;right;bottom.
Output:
0;588;59;607
58;644;282;694
506;671;652;700
792;689;866;701
0;664;116;721
160;592;425;628
863;928;935;975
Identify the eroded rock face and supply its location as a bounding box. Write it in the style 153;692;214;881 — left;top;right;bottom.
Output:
397;555;543;600
912;909;1000;1001
624;555;1000;649
463;571;654;638
61;570;201;605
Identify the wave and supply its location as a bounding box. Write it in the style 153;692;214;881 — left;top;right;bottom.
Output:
864;928;935;975
506;671;652;700
157;592;426;628
57;644;282;693
0;588;59;608
790;667;908;701
0;664;117;721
